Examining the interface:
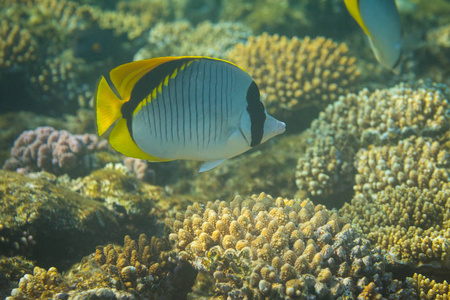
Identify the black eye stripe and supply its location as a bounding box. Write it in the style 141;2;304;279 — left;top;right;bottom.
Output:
246;81;265;147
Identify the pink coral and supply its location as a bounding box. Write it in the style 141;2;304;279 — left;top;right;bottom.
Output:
3;126;108;177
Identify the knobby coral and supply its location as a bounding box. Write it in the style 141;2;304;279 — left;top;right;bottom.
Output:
295;81;450;199
227;33;360;123
2;126;108;177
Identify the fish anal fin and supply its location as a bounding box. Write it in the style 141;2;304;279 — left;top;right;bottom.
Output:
109;119;172;162
199;159;227;173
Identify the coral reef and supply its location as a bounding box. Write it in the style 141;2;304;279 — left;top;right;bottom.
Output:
0;0;165;114
165;192;407;299
0;170;123;269
134;20;252;61
0;256;35;300
0;19;36;69
2;126;109;178
7;234;197;299
220;0;352;38
295;81;450;199
341;183;450;268
354;136;450;198
406;273;450;299
227;33;361;123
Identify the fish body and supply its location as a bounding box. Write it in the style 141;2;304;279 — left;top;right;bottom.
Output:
344;0;402;71
95;56;285;172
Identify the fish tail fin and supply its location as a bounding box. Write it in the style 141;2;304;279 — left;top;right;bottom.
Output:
95;76;124;136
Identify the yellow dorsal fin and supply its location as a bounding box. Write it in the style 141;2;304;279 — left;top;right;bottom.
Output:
109;56;248;101
344;0;372;38
109;119;173;162
110;57;182;101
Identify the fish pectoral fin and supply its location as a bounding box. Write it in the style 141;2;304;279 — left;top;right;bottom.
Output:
199;159;227;173
109;118;171;162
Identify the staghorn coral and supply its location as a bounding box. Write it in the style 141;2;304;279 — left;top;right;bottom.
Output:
2;126;109;178
134;20;252;61
226;33;360;123
165;192;407;299
295;81;450;199
7;234;197;299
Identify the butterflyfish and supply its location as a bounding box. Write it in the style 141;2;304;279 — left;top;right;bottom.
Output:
95;56;286;172
344;0;402;71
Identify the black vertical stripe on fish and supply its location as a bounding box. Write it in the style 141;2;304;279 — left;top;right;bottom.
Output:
154;90;163;142
207;62;213;148
166;77;175;143
182;64;189;146
122;58;193;138
223;65;228;132
151;97;157;141
213;63;218;144
246;81;265;147
173;67;181;144
187;63;193;142
144;97;153;138
202;61;207;149
193;62;199;149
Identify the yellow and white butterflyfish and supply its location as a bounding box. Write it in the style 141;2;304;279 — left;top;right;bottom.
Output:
95;56;286;173
344;0;402;72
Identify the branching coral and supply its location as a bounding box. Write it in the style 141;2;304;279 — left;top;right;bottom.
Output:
226;33;360;122
165;192;406;299
2;126;108;177
295;81;450;199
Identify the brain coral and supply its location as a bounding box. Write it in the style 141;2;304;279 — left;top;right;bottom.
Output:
226;33;361;123
295;81;450;199
165;192;407;299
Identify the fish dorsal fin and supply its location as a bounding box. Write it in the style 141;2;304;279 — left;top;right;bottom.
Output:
344;0;372;38
110;57;185;101
109;118;172;162
110;56;248;102
199;159;227;173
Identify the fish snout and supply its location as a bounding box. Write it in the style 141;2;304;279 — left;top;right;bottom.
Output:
277;121;286;134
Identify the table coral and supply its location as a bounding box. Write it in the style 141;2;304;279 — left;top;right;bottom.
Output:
2;126;108;178
295;81;450;199
165;192;406;299
134;20;252;61
226;33;360;123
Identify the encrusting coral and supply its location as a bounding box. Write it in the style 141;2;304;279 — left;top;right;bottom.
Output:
295;81;450;199
2;126;109;178
226;33;361;123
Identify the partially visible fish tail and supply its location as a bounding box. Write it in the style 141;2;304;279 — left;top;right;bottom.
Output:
95;76;124;136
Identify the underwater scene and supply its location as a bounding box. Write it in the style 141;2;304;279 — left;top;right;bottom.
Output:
1;0;450;299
